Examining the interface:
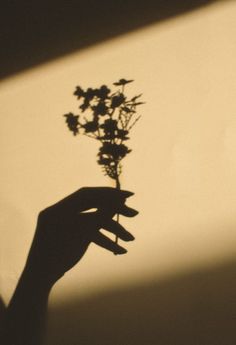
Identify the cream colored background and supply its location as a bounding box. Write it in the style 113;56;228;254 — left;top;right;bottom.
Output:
1;1;236;306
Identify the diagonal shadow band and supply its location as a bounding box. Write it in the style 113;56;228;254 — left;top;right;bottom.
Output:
1;0;216;79
46;259;236;345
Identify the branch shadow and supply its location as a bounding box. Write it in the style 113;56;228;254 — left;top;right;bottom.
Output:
45;259;236;345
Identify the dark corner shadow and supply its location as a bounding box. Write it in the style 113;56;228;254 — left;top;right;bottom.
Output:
1;0;216;79
0;296;6;332
0;296;6;318
46;259;236;345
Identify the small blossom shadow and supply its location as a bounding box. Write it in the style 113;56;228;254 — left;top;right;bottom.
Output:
64;79;144;189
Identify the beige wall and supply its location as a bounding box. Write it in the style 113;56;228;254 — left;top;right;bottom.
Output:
1;1;236;305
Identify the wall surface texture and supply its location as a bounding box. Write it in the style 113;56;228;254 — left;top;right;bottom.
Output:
1;2;236;344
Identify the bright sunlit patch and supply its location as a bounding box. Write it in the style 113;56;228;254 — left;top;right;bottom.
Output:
1;1;236;304
80;208;98;214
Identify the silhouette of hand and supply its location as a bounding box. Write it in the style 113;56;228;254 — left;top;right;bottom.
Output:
25;187;138;285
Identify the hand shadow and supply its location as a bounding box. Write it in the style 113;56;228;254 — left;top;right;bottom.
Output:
2;187;138;345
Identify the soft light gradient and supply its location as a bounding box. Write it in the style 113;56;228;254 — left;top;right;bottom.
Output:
1;1;236;306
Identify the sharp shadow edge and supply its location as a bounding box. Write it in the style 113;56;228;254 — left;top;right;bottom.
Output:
45;259;236;345
1;0;216;79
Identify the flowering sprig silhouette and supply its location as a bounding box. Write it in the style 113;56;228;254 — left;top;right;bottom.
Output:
64;79;144;190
